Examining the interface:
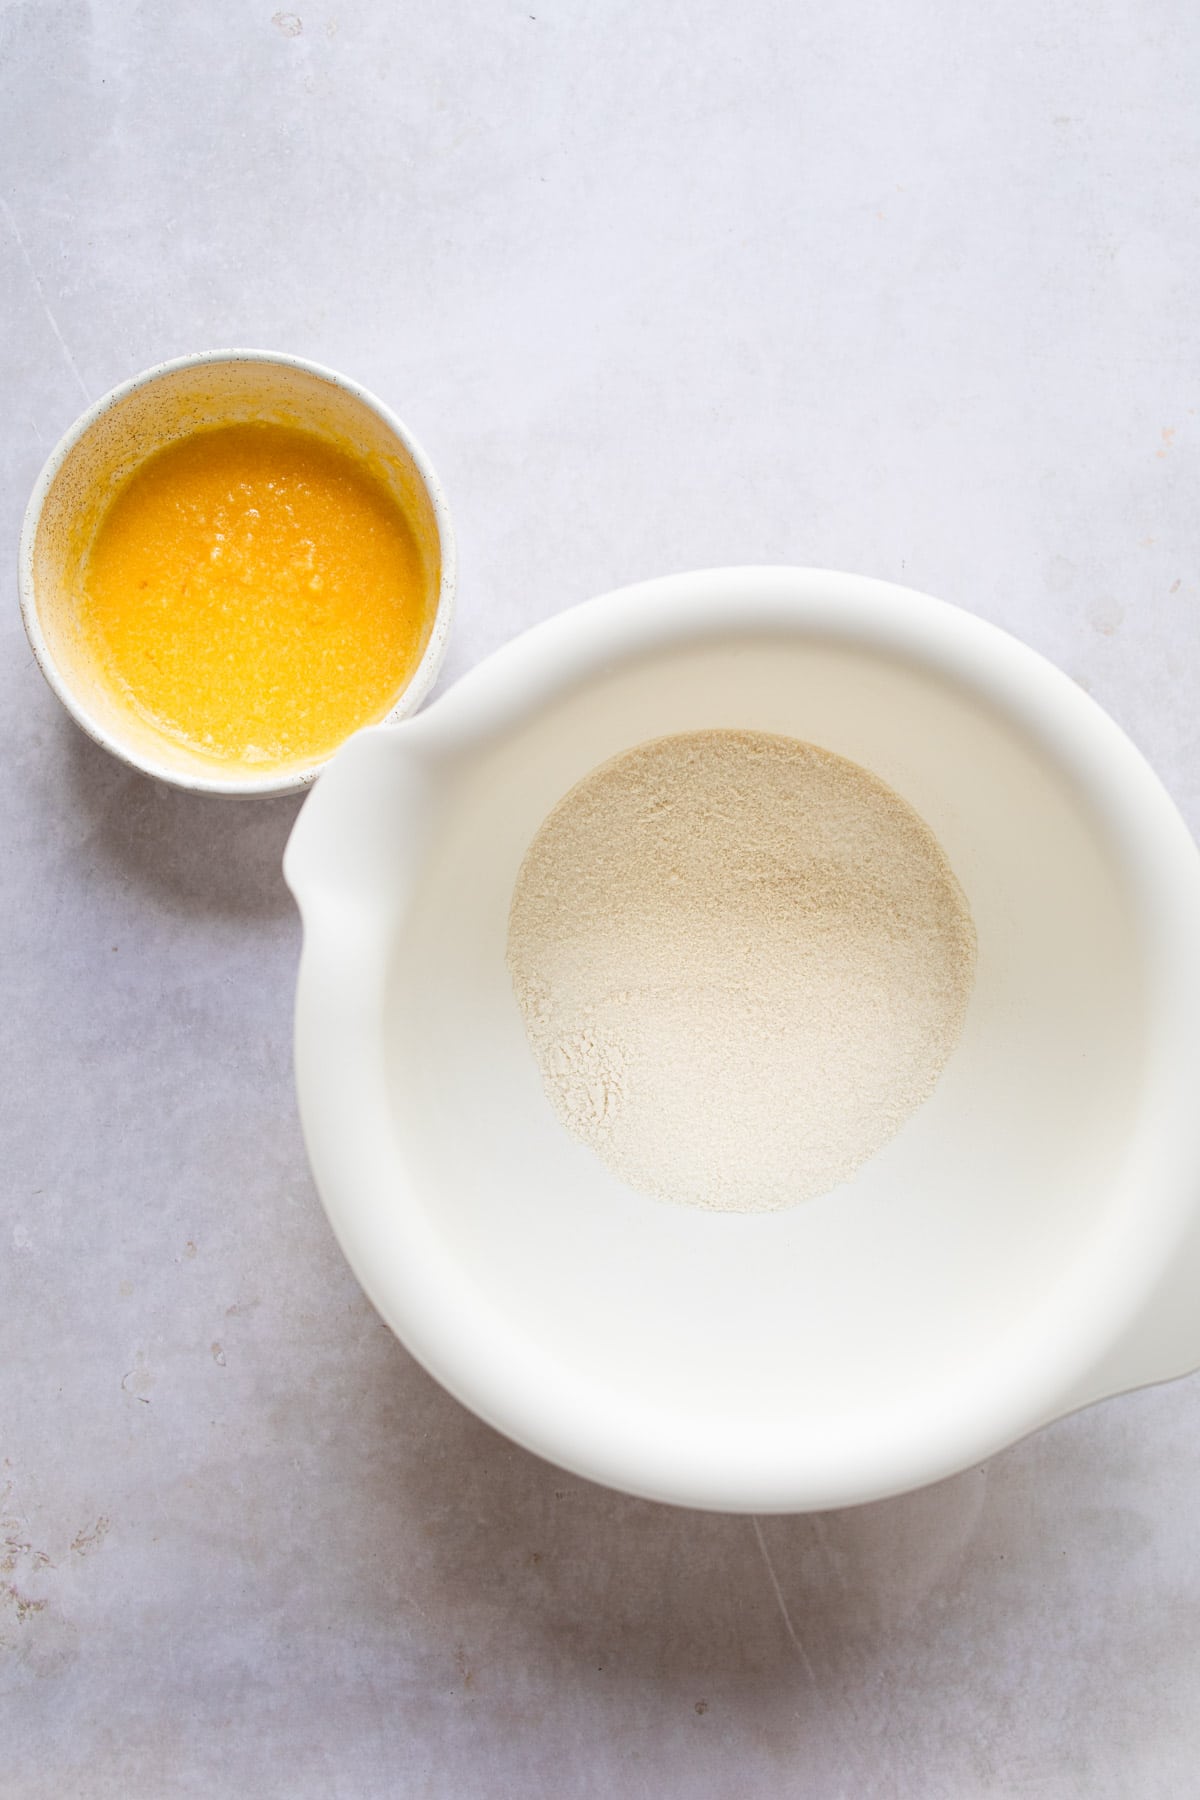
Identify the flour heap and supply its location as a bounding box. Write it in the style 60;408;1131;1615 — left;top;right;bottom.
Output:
507;730;976;1213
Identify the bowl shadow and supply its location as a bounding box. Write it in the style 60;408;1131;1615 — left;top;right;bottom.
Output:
62;716;303;922
340;1317;994;1692
323;1304;1185;1776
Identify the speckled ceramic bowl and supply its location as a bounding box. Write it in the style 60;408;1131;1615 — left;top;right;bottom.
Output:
19;350;456;797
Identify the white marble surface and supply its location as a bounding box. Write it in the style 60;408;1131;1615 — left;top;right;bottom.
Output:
3;2;1200;1793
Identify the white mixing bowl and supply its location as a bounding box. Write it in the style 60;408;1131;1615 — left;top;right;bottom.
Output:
285;568;1200;1511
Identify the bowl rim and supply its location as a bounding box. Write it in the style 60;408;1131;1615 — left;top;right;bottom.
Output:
18;347;457;798
288;566;1200;1510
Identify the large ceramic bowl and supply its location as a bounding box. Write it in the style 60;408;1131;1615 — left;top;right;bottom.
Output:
284;568;1200;1511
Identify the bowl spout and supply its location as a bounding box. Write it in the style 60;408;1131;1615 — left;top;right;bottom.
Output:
283;722;445;929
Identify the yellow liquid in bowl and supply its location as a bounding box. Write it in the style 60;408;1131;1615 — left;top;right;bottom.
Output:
79;421;434;768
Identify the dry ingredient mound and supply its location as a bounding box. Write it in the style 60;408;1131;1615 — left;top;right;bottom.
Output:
506;730;976;1213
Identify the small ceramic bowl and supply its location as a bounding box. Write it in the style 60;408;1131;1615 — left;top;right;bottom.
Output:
19;350;456;797
286;568;1200;1513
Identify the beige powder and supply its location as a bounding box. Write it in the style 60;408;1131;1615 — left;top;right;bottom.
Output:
507;730;976;1213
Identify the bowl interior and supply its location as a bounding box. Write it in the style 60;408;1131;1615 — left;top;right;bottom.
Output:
27;356;446;790
381;624;1147;1465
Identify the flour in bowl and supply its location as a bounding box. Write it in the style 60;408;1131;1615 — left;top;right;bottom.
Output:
506;730;976;1212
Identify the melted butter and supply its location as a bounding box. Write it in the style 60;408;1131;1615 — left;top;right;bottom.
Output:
79;421;433;768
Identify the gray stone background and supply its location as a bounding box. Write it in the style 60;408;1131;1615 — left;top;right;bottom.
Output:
3;2;1199;1794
